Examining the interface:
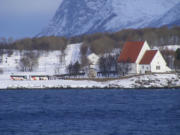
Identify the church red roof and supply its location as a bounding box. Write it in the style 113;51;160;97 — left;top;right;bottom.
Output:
118;41;144;63
139;50;157;64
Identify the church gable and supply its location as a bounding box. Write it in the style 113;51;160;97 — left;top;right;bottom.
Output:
135;41;150;64
118;41;145;63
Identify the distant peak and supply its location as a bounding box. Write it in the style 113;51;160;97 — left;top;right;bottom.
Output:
38;0;180;37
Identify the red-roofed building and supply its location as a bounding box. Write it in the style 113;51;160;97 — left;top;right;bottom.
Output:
139;50;157;65
118;41;147;63
118;41;171;75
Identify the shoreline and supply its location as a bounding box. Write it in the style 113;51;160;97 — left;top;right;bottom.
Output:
0;87;180;91
0;73;180;90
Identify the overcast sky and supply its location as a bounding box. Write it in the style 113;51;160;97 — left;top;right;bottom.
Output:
0;0;62;39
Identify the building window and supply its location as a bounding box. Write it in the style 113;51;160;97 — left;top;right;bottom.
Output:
156;66;160;70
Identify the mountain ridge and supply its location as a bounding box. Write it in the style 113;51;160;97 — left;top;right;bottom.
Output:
38;0;180;37
149;2;180;27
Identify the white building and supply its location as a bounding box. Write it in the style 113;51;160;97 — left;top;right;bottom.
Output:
87;53;99;69
118;41;171;74
87;53;99;78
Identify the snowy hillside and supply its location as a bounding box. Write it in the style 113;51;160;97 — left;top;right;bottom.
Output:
38;0;180;37
0;43;82;75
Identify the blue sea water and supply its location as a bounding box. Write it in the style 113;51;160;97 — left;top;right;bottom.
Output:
0;89;180;135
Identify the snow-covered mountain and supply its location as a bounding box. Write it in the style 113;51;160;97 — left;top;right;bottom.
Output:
38;0;180;37
150;2;180;27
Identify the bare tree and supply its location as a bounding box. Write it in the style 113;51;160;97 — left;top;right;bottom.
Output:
6;49;13;57
174;48;180;70
67;61;81;74
67;63;73;74
59;51;66;65
17;51;39;72
73;61;81;74
118;59;132;76
161;48;175;69
99;55;118;72
99;56;106;72
54;50;66;74
0;68;3;74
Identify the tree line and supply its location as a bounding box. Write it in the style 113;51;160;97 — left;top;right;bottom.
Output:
1;26;180;74
73;26;180;55
0;36;67;51
1;26;180;54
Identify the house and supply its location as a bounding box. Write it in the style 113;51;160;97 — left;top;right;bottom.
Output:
87;53;99;78
118;41;171;75
87;53;99;68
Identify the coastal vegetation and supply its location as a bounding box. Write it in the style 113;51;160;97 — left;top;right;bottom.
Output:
0;26;180;52
0;26;180;74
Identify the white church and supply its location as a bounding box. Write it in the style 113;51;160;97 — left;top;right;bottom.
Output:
118;41;171;74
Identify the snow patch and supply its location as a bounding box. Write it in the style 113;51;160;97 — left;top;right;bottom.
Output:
154;45;180;51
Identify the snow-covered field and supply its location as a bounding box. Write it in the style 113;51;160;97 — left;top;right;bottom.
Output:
154;45;180;51
0;73;180;89
0;43;82;75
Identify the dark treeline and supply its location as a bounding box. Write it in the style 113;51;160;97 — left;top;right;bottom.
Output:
0;26;180;54
77;26;180;54
0;36;67;51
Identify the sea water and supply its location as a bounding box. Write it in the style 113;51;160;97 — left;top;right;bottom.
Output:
0;89;180;135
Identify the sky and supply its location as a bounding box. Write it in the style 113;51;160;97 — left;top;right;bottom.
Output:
0;0;62;39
